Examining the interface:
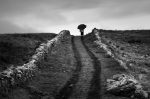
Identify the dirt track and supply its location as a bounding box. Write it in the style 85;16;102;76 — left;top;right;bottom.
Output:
2;35;130;99
56;36;101;99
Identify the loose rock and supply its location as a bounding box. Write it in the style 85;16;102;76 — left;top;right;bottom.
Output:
106;74;148;99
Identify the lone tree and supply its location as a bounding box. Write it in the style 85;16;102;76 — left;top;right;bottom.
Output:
77;24;86;36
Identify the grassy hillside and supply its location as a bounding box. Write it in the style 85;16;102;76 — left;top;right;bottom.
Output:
0;33;56;71
98;30;150;63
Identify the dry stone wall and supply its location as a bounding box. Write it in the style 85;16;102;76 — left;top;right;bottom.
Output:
94;29;128;70
94;29;150;73
0;30;70;94
94;29;149;98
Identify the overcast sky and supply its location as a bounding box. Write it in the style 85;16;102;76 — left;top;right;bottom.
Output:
0;0;150;35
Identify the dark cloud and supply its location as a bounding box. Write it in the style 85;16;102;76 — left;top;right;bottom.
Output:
1;0;149;19
0;0;101;16
0;0;150;34
1;0;150;17
99;0;150;18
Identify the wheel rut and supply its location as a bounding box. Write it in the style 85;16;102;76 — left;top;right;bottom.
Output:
55;36;83;99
